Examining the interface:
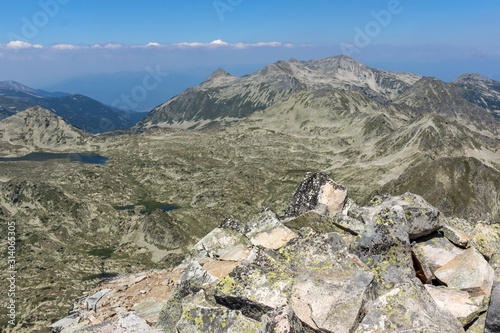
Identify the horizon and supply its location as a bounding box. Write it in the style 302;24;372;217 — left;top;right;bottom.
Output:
0;1;499;94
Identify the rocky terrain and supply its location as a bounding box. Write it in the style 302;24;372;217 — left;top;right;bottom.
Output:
51;173;500;332
0;56;500;332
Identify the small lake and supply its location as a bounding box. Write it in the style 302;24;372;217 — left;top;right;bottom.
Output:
0;152;109;164
115;200;179;214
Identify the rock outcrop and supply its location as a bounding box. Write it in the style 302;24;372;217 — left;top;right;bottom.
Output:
53;173;500;333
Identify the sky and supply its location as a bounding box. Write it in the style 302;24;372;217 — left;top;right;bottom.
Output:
0;0;499;88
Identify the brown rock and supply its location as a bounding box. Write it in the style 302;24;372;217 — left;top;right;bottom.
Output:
442;225;472;248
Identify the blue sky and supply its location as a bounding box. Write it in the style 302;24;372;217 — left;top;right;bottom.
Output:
0;0;499;87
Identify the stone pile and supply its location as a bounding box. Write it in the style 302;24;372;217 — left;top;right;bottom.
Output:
52;172;500;333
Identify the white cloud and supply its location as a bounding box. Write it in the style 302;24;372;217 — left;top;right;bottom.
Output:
6;41;33;49
52;44;79;50
210;39;229;46
33;44;43;49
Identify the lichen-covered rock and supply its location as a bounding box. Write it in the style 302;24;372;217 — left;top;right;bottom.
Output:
354;280;465;333
367;192;441;239
442;225;472;248
283;172;348;218
156;260;218;332
191;227;251;260
284;210;366;236
263;305;305;333
467;313;487;333
468;223;500;260
412;237;464;276
244;208;297;249
485;281;500;333
219;217;250;235
176;305;262;333
425;285;483;326
215;232;373;333
350;206;414;294
435;247;494;297
442;217;474;235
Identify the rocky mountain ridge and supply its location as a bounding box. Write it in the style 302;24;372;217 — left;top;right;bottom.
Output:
135;55;422;130
0;81;142;132
452;73;500;121
52;173;500;333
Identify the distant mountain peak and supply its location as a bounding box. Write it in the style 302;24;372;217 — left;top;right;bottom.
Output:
208;68;232;79
452;73;496;84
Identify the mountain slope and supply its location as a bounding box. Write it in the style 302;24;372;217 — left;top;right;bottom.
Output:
451;73;500;121
0;80;68;98
135;55;421;130
0;81;143;133
0;106;98;154
394;77;499;134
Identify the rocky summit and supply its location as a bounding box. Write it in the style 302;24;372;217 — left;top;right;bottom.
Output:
52;173;500;333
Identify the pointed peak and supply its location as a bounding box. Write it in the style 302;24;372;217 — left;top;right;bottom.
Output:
208;68;232;79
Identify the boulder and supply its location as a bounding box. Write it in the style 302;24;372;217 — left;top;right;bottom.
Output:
283;172;348;218
215;232;374;333
485;281;500;333
442;217;474;235
74;312;159;333
442;225;472;248
468;223;500;260
350;206;414;294
366;192;441;239
434;248;494;297
412;237;464;276
244;208;297;249
284;210;366;236
425;285;482;326
466;313;487;333
176;305;262;333
354;280;465;332
263;305;305;333
190;227;251;260
156;260;218;332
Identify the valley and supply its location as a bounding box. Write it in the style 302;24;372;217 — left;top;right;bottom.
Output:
0;55;499;332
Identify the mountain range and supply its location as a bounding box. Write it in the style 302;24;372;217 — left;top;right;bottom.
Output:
0;81;144;133
1;55;500;331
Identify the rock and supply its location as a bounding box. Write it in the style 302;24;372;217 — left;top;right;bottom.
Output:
367;192;441;239
355;280;465;333
219;217;250;234
350;206;414;294
425;285;482;326
411;249;433;284
284;210;365;236
468;223;500;260
244;208;297;249
466;313;487;333
176;305;262;333
442;225;472;248
74;312;159;333
263;305;305;333
49;313;80;331
412;236;465;276
156;260;218;332
435;248;494;297
485;281;500;333
442;217;474;235
86;289;113;311
215;232;374;333
191;227;251;260
283;172;348;218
